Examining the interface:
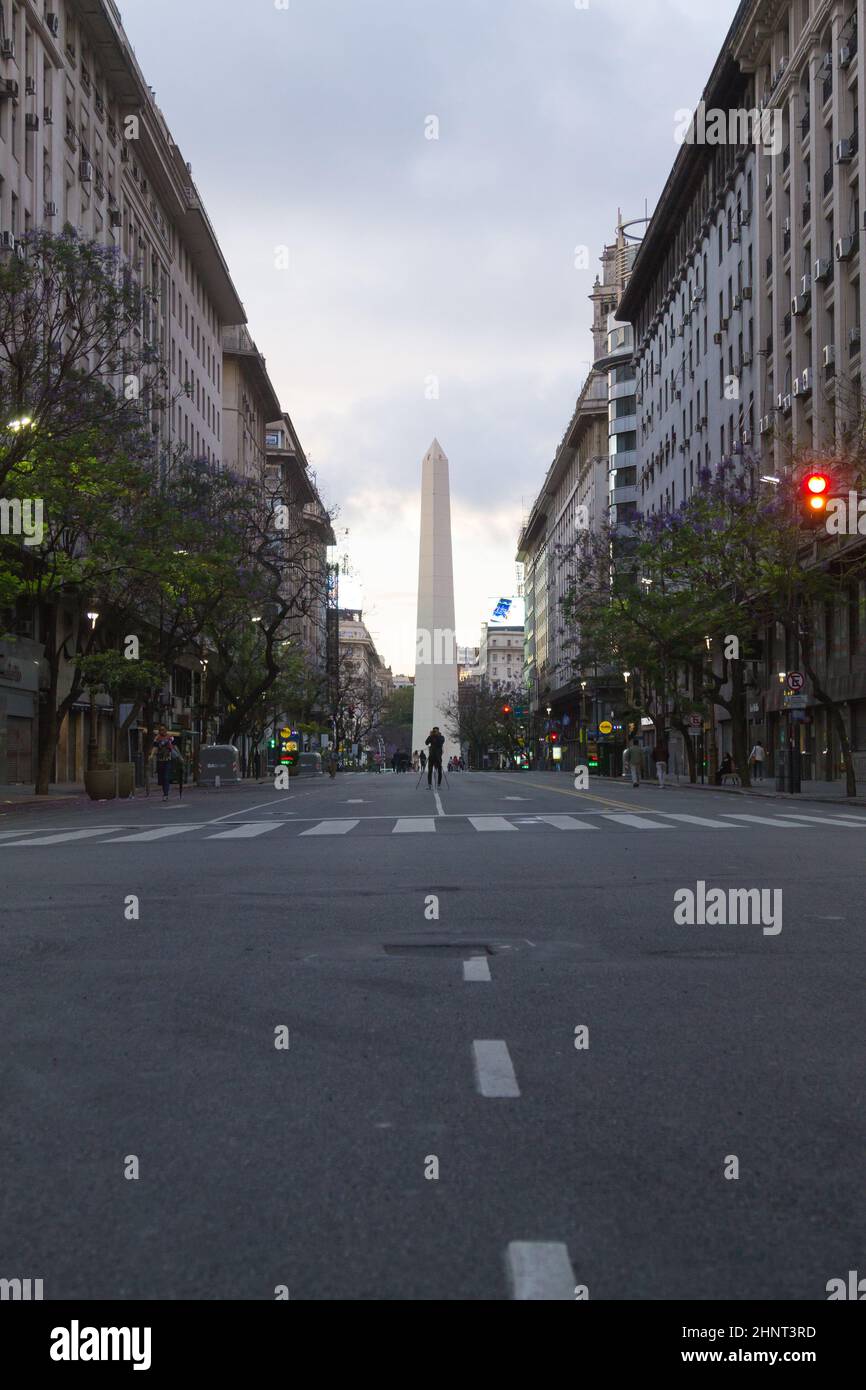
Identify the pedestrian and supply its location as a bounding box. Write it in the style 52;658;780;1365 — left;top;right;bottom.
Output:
652;737;668;789
749;741;765;781
716;753;734;785
458;756;465;771
419;750;427;772
152;725;178;801
625;738;641;788
253;750;261;779
425;726;445;788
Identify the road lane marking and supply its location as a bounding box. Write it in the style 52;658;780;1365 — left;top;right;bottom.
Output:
721;814;806;827
601;813;672;830
109;826;201;842
2;828;133;846
463;958;492;981
207;822;282;839
468;816;517;832
770;814;866;827
520;779;657;812
472;1040;520;1096
657;813;736;828
536;814;596;831
300;819;360;836
433;788;445;816
393;817;436;833
505;1242;576;1300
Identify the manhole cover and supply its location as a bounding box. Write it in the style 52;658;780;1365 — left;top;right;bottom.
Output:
383;942;493;957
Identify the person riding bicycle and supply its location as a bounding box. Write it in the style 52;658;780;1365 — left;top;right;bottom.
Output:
425;727;445;788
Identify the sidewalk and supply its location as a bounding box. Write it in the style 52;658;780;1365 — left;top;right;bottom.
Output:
588;772;866;807
0;777;276;819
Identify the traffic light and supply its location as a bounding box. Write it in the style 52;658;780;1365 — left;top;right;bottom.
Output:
549;731;559;743
502;704;512;715
801;470;830;525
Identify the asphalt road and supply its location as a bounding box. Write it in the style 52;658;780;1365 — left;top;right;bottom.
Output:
1;770;863;1300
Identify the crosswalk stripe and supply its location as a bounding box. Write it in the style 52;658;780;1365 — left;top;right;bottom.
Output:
206;822;281;839
109;826;200;843
658;813;736;828
535;814;596;831
0;827;119;847
300;819;360;836
770;814;866;828
601;813;672;830
392;818;436;833
722;814;805;828
468;816;518;832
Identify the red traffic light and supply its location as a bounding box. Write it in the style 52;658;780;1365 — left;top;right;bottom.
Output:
502;704;512;714
802;471;830;513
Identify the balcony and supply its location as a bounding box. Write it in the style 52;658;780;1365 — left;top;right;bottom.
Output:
766;253;773;278
824;167;834;197
784;311;792;337
800;109;811;139
782;144;790;171
822;73;833;105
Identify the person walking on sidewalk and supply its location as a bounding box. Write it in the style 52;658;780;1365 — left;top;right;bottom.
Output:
425;726;445;788
749;741;765;782
623;738;641;788
653;737;668;789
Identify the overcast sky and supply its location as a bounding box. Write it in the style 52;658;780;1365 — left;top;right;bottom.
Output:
121;0;739;674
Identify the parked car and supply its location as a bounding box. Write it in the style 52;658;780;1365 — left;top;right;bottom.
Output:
197;744;241;785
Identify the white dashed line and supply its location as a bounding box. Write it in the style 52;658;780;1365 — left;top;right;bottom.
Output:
505;1242;576;1300
463;957;491;982
472;1040;520;1096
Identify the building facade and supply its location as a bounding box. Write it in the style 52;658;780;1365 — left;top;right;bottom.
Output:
618;0;866;783
518;218;641;756
0;0;320;784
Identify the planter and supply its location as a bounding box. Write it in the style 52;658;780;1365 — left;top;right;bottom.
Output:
84;763;134;801
85;768;117;800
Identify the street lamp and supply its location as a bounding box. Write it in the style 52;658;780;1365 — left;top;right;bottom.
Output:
86;611;99;629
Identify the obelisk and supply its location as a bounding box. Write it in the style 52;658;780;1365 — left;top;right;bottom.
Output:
412;440;459;763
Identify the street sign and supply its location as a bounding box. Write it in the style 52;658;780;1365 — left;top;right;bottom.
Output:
599;720;613;735
687;726;702;738
784;690;807;709
787;671;805;690
687;715;702;728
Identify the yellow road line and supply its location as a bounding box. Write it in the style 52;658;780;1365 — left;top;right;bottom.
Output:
520;779;647;813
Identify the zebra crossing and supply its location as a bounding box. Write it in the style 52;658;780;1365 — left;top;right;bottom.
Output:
2;807;865;847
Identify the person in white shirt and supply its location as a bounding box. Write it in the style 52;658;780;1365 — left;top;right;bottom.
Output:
749;742;766;781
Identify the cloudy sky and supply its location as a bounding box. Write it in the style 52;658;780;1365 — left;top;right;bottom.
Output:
121;0;739;674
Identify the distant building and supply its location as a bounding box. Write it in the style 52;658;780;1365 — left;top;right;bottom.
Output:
479;623;524;689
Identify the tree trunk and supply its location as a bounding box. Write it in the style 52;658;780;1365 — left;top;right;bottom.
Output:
729;661;752;788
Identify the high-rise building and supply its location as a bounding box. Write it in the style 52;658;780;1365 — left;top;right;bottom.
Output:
616;0;866;785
